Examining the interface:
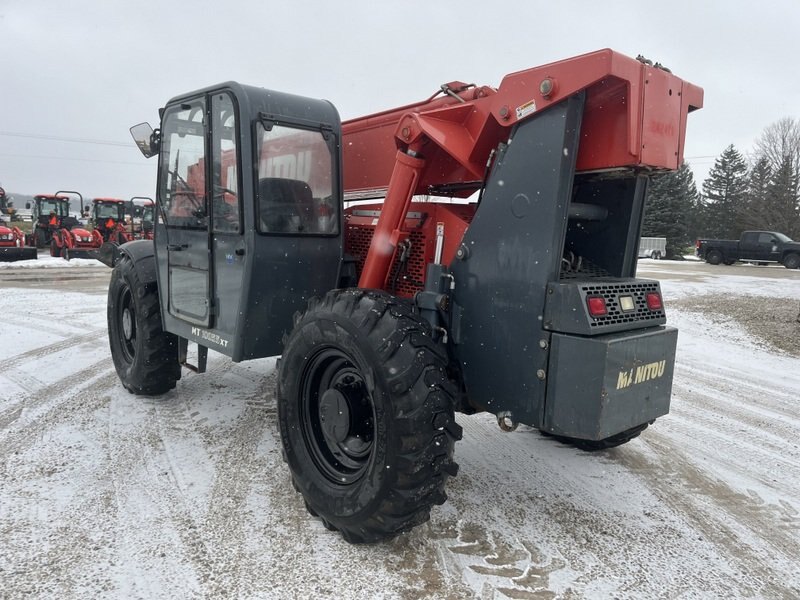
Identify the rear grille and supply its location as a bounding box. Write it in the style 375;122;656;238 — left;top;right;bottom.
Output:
582;281;665;327
560;256;611;279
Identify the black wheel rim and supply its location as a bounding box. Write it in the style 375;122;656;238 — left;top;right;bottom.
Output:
118;285;137;363
300;347;376;485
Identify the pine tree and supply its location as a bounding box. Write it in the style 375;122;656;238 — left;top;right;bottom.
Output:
701;145;749;238
643;163;698;258
743;157;772;230
764;155;800;237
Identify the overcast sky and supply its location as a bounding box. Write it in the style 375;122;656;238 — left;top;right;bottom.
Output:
2;0;799;200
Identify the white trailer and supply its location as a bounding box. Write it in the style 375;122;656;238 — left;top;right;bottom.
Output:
639;237;666;259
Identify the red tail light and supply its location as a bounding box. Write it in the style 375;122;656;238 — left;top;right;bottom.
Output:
646;292;663;311
586;295;608;316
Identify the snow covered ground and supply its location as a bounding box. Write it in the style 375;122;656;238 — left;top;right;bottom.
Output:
1;257;799;598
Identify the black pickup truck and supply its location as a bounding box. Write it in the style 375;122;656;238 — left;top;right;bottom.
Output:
696;231;800;269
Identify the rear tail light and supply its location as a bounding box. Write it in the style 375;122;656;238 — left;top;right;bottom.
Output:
586;295;608;317
646;292;663;311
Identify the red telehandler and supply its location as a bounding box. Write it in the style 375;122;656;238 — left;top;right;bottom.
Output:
113;49;702;543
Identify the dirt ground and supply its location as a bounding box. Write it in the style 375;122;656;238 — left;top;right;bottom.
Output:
671;293;800;356
1;259;799;598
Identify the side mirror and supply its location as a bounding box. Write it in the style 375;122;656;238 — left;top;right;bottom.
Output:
130;122;159;158
25;202;31;209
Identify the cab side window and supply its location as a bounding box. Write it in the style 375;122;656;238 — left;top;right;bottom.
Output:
255;123;337;235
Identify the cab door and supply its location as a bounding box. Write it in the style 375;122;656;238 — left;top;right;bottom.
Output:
759;232;781;261
158;98;212;326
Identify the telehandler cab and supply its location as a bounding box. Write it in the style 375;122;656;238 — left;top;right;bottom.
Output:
111;49;703;543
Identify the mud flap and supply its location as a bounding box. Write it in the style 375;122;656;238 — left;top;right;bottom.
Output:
0;247;38;261
543;326;678;440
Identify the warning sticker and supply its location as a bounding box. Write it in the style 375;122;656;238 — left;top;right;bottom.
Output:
515;100;537;120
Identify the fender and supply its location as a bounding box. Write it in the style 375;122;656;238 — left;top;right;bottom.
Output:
111;239;156;283
53;229;66;249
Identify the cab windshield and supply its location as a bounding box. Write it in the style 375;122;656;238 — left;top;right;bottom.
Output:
37;199;68;217
94;203;123;219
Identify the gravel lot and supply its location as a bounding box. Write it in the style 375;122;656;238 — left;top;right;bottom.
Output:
671;293;800;356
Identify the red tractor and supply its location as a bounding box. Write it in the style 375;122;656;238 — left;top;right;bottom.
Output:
48;191;105;259
0;220;36;261
127;197;156;241
26;194;74;249
90;197;131;244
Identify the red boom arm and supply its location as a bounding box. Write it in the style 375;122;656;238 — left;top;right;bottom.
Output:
341;49;703;289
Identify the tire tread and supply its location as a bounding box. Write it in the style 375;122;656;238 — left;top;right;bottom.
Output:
279;289;460;543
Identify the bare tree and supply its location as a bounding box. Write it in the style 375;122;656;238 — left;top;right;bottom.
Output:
751;118;800;237
753;117;800;175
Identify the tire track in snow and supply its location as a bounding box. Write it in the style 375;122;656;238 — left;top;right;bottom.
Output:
0;389;117;597
2;313;101;339
666;395;800;500
425;416;765;598
426;421;643;598
676;362;800;423
620;431;800;599
195;367;278;596
201;406;272;597
671;380;800;454
105;395;209;597
0;328;107;376
429;517;564;599
102;363;274;597
0;360;115;450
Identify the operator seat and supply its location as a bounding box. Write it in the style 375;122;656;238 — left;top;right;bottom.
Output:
258;177;314;233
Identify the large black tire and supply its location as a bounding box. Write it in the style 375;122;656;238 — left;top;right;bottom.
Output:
706;250;722;265
50;239;61;258
783;253;800;269
543;422;650;451
277;289;461;543
34;229;45;249
107;254;181;395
